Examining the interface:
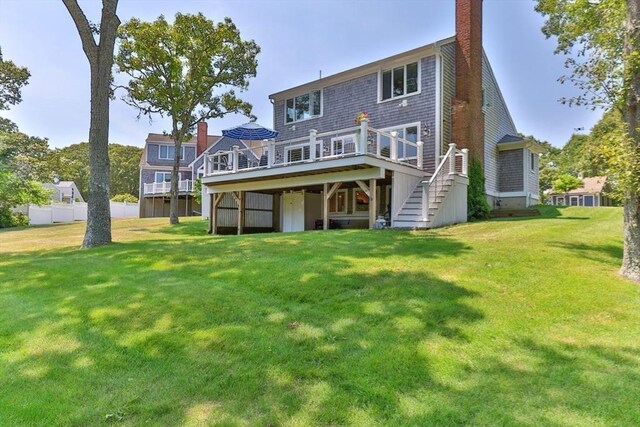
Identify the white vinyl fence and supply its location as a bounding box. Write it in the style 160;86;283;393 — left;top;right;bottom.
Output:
28;201;139;225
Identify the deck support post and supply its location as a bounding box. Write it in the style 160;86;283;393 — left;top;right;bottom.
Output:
237;191;245;235
209;192;224;235
323;183;329;230
369;179;377;229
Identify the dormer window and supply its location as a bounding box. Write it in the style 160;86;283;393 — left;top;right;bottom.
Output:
285;90;322;123
158;145;185;160
381;61;419;101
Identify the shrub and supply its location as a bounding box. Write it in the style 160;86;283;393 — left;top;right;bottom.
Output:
467;157;491;220
111;194;138;203
0;208;29;228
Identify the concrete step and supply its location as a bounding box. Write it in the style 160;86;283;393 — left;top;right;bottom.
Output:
393;220;429;229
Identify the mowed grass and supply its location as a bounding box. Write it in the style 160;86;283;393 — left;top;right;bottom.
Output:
0;206;638;426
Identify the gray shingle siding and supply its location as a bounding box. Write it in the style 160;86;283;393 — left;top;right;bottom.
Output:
482;53;518;195
441;41;522;195
526;149;539;196
146;143;196;167
140;169;192;185
498;149;523;192
273;56;438;171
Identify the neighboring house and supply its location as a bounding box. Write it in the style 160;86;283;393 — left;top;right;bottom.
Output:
195;0;543;233
139;125;254;218
549;176;612;207
42;180;84;204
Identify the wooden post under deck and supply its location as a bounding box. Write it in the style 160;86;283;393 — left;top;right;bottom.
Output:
208;193;214;234
323;183;329;230
209;192;223;235
369;179;377;229
237;191;245;235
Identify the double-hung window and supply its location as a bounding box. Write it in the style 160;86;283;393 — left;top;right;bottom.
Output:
381;61;419;101
285;90;322;123
158;145;185;160
155;172;172;183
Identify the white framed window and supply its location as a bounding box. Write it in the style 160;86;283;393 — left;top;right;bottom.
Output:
380;61;419;101
330;135;357;156
155;171;172;183
530;152;536;172
353;189;370;213
377;123;420;159
556;197;564;206
285;90;322;123
158;145;185;160
285;144;311;163
329;189;347;214
570;196;579;206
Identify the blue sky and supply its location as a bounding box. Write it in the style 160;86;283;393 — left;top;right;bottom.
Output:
0;0;603;149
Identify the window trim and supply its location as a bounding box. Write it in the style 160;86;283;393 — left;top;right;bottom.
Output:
569;196;580;206
158;144;185;160
155;171;172;183
284;90;323;124
378;60;421;103
530;152;536;172
329;189;348;214
377;122;421;159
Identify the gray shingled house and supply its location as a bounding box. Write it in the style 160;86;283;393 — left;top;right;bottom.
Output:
148;0;543;232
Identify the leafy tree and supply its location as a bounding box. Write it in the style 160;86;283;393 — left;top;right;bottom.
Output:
0;47;30;111
0;130;52;182
48;142;142;199
109;144;143;196
193;178;202;205
111;193;138;203
63;0;120;248
0;47;48;228
552;174;584;193
0;131;50;228
115;13;260;224
536;0;640;282
467;158;491;220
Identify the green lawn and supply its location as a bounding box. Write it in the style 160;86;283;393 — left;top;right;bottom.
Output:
0;206;638;426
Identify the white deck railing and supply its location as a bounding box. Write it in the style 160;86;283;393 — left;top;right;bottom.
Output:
143;179;194;195
203;118;425;176
421;144;468;220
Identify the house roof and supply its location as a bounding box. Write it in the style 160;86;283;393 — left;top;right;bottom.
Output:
550;176;608;195
145;133;222;146
498;134;524;144
269;35;456;100
570;176;607;194
43;181;84;200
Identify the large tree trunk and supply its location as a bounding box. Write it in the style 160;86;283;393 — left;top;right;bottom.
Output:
621;194;640;282
63;0;120;247
620;0;640;282
83;52;113;246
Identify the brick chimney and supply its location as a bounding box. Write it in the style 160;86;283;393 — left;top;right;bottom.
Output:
196;121;208;156
451;0;484;163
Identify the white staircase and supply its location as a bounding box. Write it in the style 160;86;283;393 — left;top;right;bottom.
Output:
392;144;467;229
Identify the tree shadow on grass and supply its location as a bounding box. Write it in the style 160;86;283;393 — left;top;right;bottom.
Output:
0;231;637;425
491;206;591;222
547;241;623;267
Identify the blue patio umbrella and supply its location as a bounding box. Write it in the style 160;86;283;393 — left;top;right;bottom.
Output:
222;121;279;140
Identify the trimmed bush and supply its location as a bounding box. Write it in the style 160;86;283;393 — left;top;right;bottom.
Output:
111;194;138;203
0;208;29;228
